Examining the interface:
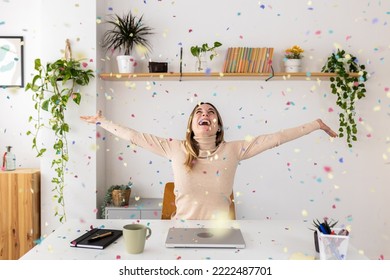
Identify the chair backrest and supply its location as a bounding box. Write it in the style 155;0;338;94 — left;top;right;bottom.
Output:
161;182;236;220
161;182;177;220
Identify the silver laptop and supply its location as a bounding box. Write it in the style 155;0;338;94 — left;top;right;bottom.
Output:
165;227;246;248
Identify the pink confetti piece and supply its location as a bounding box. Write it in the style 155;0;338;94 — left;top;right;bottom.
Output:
328;107;334;112
118;156;123;161
188;29;193;33
239;35;243;39
324;166;332;173
116;255;121;259
176;256;182;260
346;35;352;41
315;30;321;35
82;62;88;68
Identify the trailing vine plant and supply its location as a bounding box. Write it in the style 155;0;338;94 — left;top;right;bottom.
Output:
25;41;94;222
321;49;368;148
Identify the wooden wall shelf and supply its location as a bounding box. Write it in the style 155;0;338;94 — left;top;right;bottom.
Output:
99;72;360;82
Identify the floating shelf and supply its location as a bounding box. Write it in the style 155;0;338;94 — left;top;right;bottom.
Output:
99;72;361;82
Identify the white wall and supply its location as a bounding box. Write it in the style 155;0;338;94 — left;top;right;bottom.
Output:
1;0;389;260
0;0;97;234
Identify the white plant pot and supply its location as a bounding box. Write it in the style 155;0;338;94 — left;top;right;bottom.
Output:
284;58;302;73
117;55;137;73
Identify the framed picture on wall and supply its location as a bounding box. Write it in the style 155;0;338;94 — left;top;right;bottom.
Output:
0;36;24;88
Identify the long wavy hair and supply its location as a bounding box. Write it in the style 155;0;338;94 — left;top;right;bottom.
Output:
184;102;225;170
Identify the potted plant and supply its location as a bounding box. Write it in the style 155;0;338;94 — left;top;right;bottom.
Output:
101;11;153;73
283;45;304;72
25;50;94;223
190;41;222;72
101;182;133;218
321;49;368;148
311;218;338;253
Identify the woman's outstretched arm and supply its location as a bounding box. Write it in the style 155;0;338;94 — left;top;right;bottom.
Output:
316;119;338;138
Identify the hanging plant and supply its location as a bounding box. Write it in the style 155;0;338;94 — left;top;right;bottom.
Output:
25;40;94;223
321;49;368;148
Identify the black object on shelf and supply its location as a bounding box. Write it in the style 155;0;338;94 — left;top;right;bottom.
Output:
149;62;168;73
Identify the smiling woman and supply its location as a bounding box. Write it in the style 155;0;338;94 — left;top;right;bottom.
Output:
80;102;337;220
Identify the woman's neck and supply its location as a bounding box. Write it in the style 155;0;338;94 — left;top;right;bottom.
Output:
194;135;217;157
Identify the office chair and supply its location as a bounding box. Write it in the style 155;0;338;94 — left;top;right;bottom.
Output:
161;182;236;220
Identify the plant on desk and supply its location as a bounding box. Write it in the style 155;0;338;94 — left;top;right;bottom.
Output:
101;182;133;218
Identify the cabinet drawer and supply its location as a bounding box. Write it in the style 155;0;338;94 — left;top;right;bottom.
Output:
105;209;140;219
141;210;162;219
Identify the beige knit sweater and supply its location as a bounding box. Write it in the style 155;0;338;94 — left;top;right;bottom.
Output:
99;119;320;220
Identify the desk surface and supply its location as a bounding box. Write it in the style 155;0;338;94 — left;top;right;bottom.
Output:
20;219;367;260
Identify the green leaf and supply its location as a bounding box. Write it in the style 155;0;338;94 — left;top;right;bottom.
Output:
42;100;49;111
72;92;81;105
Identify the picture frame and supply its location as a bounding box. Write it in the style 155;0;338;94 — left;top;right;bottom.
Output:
0;36;24;88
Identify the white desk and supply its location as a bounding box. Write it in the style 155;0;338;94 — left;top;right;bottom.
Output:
20;219;367;260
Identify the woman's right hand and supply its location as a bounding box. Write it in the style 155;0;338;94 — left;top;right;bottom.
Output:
80;110;104;124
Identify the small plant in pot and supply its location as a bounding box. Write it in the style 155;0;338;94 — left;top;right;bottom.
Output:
101;182;133;218
190;41;222;72
101;11;153;73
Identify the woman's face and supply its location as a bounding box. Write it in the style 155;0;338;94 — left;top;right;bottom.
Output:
191;103;220;137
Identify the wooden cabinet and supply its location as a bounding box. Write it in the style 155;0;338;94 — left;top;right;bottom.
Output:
0;169;40;260
105;198;161;219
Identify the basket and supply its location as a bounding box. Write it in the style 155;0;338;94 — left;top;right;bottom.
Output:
112;189;131;207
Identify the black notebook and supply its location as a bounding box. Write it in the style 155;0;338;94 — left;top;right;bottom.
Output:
70;228;122;249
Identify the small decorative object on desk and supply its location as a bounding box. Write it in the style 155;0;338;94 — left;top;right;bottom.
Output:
2;146;16;171
284;45;304;72
311;218;350;260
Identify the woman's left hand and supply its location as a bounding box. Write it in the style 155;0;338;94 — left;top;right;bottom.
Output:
317;119;338;138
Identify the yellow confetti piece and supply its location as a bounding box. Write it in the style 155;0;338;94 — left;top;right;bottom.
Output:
334;185;340;189
301;209;308;217
244;135;254;142
373;105;381;112
135;196;140;201
283;247;288;253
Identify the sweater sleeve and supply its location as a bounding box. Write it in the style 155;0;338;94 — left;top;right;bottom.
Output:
97;118;177;159
237;120;321;160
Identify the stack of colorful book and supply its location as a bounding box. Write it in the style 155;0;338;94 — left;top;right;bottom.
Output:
223;47;274;73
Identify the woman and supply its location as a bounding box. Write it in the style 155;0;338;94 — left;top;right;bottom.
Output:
81;102;337;220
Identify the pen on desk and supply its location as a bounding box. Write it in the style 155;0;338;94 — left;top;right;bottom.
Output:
88;231;113;241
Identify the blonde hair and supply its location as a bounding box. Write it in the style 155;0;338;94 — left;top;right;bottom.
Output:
184;102;224;170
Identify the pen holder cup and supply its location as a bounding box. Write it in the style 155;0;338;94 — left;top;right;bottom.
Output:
317;228;349;260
